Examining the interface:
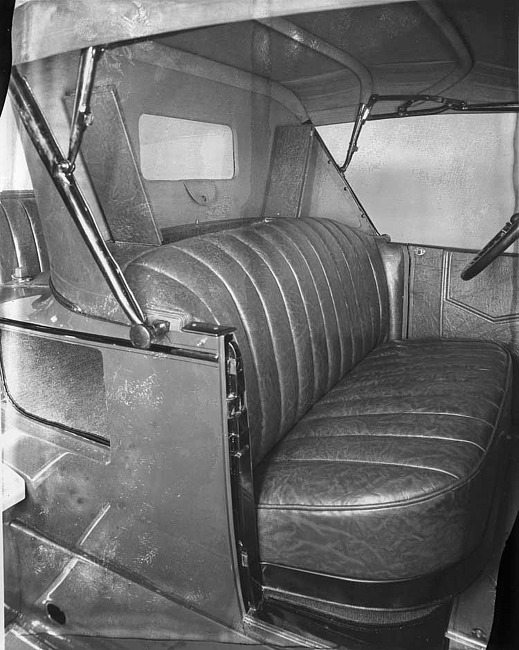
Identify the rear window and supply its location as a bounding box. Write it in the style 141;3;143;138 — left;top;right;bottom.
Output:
138;114;235;181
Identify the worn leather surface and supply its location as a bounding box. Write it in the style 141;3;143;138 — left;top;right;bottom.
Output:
125;217;389;463
256;339;512;581
126;218;513;587
376;240;408;340
409;246;519;423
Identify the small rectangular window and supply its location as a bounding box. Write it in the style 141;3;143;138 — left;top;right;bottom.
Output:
139;114;234;181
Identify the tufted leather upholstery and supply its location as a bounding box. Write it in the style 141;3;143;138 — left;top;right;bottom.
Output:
126;217;390;463
256;338;511;581
125;217;513;603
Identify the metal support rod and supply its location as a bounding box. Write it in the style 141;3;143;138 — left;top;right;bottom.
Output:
342;93;519;169
340;99;373;171
68;46;103;167
368;99;519;120
9;67;147;329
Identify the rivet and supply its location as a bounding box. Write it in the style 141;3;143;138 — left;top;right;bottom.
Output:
471;628;486;641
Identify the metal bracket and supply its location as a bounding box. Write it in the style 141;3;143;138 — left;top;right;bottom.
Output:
68;46;104;168
129;319;170;349
183;321;236;337
227;338;248;456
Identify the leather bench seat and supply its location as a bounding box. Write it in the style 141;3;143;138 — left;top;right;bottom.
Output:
256;338;511;585
124;216;513;608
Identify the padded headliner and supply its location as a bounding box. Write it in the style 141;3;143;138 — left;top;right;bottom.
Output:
12;1;518;124
158;0;518;124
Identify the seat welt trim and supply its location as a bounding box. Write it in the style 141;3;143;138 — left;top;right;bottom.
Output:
267;456;459;479
304;410;496;426
260;537;489;609
259;350;512;511
257;429;504;512
319;393;502;413
285;431;487;452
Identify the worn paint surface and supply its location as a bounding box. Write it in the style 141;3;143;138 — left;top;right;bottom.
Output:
2;288;245;640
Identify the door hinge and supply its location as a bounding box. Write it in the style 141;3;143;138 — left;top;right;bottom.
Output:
228;409;249;457
224;335;262;611
239;542;249;568
226;337;249;456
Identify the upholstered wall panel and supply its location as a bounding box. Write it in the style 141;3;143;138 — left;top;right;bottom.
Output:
95;45;301;231
264;125;375;234
409;248;519;339
64;87;162;245
408;246;444;339
300;131;374;233
408;247;519;420
263;125;313;219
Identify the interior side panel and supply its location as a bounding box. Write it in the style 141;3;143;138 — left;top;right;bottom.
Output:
63;87;162;245
408;245;519;420
2;329;244;633
94;45;302;232
263;125;373;233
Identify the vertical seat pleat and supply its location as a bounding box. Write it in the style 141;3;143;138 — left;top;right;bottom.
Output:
345;224;389;347
276;220;343;393
302;220;360;375
254;228;319;417
331;221;390;348
126;218;390;464
230;229;311;421
209;233;296;439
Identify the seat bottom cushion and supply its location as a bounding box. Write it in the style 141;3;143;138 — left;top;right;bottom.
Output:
255;339;512;584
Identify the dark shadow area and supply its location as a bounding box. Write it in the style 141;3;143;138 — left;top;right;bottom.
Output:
489;513;519;649
0;0;15;115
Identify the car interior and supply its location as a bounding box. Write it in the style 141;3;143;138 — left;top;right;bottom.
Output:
2;1;519;649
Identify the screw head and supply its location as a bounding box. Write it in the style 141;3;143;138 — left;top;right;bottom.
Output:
471;628;486;641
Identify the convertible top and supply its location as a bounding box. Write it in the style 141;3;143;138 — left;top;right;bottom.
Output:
12;0;518;124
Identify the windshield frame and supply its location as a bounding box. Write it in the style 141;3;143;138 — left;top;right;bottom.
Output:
341;94;519;171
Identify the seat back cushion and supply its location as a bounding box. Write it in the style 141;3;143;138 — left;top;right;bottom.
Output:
125;217;390;463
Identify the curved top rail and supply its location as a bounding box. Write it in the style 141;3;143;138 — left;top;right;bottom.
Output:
257;17;373;105
417;0;473;97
